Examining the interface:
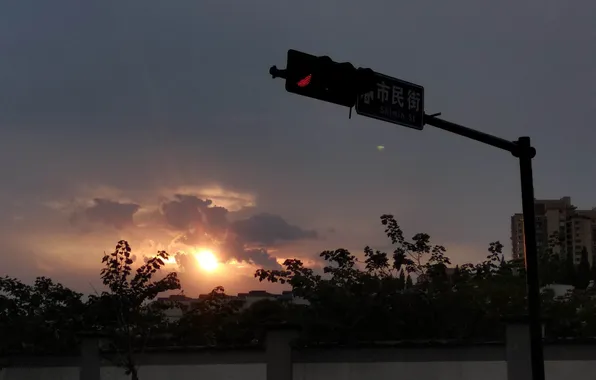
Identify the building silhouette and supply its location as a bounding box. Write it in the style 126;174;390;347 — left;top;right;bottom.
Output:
511;196;596;265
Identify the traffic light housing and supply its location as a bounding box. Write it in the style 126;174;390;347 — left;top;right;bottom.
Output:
281;49;376;108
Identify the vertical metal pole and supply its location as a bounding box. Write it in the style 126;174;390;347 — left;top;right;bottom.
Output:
517;136;545;380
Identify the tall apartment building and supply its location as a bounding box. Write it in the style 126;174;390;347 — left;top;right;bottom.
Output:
511;197;596;265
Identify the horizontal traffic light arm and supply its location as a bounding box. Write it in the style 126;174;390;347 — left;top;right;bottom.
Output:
270;66;287;79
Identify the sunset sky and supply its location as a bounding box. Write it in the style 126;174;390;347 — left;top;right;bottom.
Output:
1;1;595;296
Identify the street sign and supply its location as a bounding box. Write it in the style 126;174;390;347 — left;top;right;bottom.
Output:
355;73;424;130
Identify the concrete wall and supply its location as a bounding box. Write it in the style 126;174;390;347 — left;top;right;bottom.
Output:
2;324;596;380
1;365;265;380
0;350;267;380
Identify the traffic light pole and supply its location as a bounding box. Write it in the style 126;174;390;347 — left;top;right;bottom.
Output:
269;54;544;380
423;114;545;380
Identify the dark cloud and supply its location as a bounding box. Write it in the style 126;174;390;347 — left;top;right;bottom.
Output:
160;195;316;268
74;198;140;229
174;251;193;271
161;195;217;230
220;240;280;270
160;194;229;247
242;248;280;269
232;213;318;245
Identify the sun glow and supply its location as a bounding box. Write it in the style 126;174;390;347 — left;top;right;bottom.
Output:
195;249;219;272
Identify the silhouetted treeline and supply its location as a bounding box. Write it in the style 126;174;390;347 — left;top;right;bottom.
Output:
3;216;596;377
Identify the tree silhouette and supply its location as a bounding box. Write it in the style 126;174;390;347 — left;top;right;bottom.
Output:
590;257;596;284
0;276;85;356
255;215;526;342
397;269;406;290
562;254;577;286
576;248;591;289
172;286;245;346
6;215;596;358
90;240;181;380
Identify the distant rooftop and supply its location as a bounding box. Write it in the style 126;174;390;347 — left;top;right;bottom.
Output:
159;290;294;303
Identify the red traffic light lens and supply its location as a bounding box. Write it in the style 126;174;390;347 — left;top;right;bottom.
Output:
297;74;312;88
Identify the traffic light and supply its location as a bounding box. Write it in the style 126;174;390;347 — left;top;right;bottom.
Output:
276;49;376;108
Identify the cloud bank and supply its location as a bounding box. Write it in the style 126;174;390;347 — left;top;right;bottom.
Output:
71;193;318;270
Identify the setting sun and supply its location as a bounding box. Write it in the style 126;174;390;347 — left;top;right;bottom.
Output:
195;249;219;272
